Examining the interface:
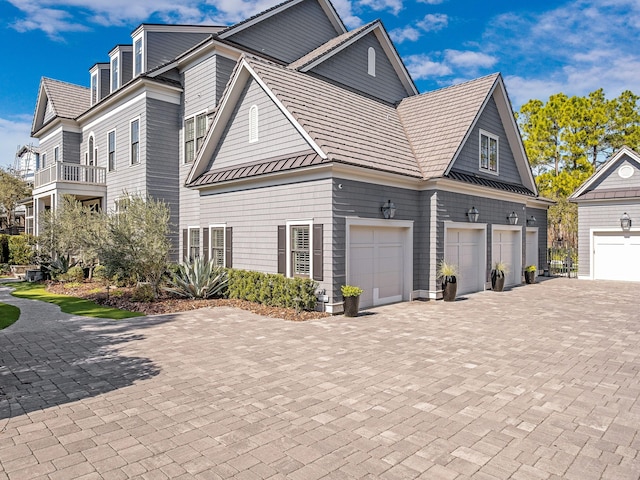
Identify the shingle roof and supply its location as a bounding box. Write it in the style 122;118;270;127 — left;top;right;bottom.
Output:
288;21;375;70
247;57;422;178
42;78;90;119
217;0;297;37
397;73;499;179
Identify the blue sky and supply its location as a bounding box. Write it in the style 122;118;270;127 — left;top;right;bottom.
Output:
1;0;639;169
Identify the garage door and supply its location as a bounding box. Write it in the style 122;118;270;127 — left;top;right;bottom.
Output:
594;233;640;281
349;226;405;308
445;228;484;295
493;229;521;286
526;230;538;268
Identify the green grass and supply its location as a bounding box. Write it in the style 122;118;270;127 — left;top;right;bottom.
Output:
0;302;20;329
10;282;143;320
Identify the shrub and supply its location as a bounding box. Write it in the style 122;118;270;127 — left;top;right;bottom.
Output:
164;257;229;299
93;265;108;282
63;266;85;283
227;269;317;311
0;234;9;263
8;234;36;265
525;264;537;273
131;283;155;302
45;255;76;280
341;285;363;297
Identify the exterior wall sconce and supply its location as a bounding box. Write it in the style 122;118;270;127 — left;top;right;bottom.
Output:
526;215;536;226
466;206;479;223
621;212;632;231
507;211;518;225
381;199;396;219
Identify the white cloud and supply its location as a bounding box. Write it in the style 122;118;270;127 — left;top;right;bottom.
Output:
357;0;403;15
444;49;497;69
416;13;448;32
416;0;445;4
390;26;421;43
0;116;35;170
330;0;363;29
405;54;452;79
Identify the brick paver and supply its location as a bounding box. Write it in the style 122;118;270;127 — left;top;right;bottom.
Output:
1;277;640;479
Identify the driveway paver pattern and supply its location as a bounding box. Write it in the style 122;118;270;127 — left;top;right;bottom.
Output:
1;277;639;479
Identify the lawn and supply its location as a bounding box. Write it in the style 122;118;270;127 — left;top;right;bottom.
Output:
9;282;143;320
0;302;20;329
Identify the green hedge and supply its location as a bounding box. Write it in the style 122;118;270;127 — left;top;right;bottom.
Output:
226;269;318;311
8;234;36;265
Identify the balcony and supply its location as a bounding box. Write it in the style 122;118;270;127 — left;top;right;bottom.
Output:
35;162;107;189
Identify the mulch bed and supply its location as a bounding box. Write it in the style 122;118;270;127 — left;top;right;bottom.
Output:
46;282;330;322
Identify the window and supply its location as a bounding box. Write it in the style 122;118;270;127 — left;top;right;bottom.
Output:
210;227;225;267
130;119;140;164
249;105;258;143
368;47;376;77
111;56;119;92
184;112;206;164
290;225;310;277
54;146;59;163
134;38;143;76
189;228;200;260
41;153;47;168
88;135;95;165
108;130;116;171
90;72;98;104
480;130;498;173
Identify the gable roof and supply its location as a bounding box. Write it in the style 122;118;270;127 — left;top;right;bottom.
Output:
32;78;90;134
570;146;640;201
218;0;346;39
188;55;421;185
289;19;418;97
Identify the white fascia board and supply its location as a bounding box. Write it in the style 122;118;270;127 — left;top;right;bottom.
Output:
34;119;82;141
38;126;63;145
570;146;640;199
218;0;306;39
331;163;422;190
176;41;243;73
431;177;538;203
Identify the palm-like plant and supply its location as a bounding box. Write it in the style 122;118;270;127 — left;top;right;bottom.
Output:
163;257;228;299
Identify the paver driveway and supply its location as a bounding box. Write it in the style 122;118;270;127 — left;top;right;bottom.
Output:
1;278;639;479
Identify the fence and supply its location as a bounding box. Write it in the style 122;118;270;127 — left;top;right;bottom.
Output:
547;247;578;277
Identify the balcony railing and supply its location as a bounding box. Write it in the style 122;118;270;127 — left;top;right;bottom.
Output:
35;162;106;188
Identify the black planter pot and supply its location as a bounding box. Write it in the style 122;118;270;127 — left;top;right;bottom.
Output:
492;272;505;292
343;295;360;317
524;271;536;284
442;277;457;302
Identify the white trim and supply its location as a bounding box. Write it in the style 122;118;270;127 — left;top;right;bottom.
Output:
133;34;144;77
525;226;539;269
110;54;119;93
183;110;208;165
129;117;141;165
345;217;414;306
248;104;259;143
479;129;499;175
209;224;227;267
571;146;640;199
285;219;314;279
367;47;376;77
90;71;98;105
187;226;201;260
107;128;117;172
39;126;63;145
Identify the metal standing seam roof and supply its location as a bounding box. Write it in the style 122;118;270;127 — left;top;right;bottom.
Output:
447;170;536;196
246;57;422;178
41;78;90;119
397;73;499;179
574;187;640;201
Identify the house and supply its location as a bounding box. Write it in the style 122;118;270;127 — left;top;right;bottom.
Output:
569;146;640;282
28;0;550;311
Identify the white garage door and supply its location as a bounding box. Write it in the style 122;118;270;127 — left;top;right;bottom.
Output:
349;226;405;308
526;230;538;268
445;228;484;295
493;229;521;286
594;233;640;281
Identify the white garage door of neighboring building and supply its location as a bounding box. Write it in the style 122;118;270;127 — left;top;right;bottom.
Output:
349;226;407;309
493;229;521;286
526;229;538;268
445;228;485;295
593;232;640;281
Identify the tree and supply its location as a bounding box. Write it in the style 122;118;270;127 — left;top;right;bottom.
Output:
98;194;172;294
0;168;31;231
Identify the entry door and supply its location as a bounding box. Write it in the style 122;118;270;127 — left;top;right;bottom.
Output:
445;228;484;295
593;233;640;281
493;229;520;286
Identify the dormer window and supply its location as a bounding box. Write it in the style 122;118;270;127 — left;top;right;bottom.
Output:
111;56;119;92
479;130;498;174
249;105;259;143
367;47;376;77
90;72;98;105
134;37;143;76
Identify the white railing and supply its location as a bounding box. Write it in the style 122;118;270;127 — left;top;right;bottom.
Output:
35;162;106;188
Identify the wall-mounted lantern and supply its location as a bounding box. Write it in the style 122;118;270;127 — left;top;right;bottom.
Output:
466;206;479;223
621;212;632;231
507;211;518;225
526;215;536;226
381;199;396;219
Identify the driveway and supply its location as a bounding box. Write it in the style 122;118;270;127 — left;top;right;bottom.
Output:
1;278;639;479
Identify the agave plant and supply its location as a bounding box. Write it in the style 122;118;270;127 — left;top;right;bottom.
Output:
163;257;228;299
45;254;77;280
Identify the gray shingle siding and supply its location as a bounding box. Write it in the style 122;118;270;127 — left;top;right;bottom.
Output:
226;0;339;63
146;32;212;71
528;207;548;269
309;32;409;104
183;56;218;116
590;157;640;191
99;69;110;100
121;51;133;86
43;100;55;124
453;96;521;185
38;130;63;163
216;56;236;102
62;132;81;165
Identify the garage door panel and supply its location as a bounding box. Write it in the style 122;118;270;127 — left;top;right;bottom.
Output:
445;228;483;295
493;229;520;286
594;233;640;281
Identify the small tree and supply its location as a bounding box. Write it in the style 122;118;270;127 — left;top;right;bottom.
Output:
98;194;171;294
8;234;36;265
0;168;31;231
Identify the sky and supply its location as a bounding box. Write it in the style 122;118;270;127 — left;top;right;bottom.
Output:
1;0;639;169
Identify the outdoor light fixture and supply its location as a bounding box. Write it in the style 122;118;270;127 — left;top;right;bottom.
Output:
620;212;632;231
381;199;396;219
508;211;518;225
466;206;479;223
526;215;537;226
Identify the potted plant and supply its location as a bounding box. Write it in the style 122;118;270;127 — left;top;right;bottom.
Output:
437;260;458;302
341;285;363;317
491;261;508;292
524;265;537;284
